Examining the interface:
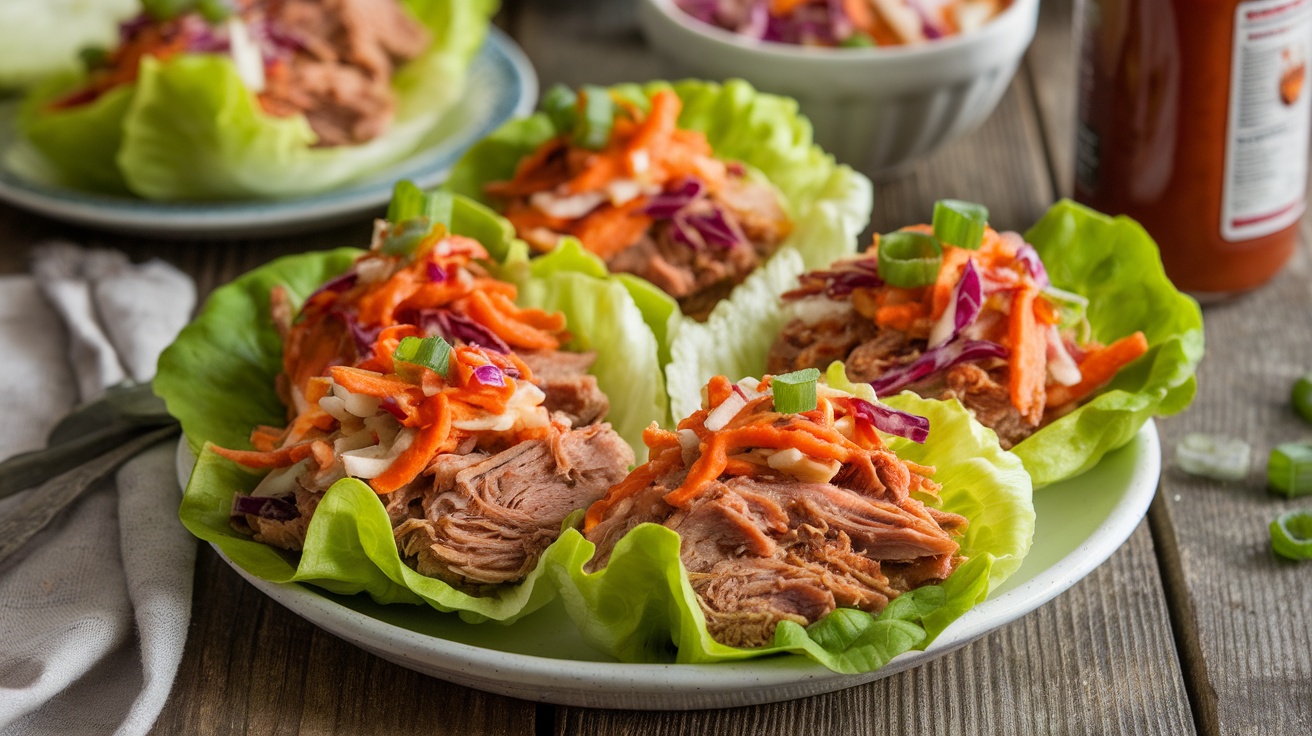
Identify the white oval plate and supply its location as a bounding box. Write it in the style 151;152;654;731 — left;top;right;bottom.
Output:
176;421;1161;710
0;27;536;239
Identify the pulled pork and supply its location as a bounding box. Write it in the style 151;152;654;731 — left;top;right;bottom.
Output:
583;375;967;648
258;0;431;146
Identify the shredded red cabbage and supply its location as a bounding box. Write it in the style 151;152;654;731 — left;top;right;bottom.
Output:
307;271;358;303
1014;242;1050;287
785;259;883;300
379;399;407;421
669;206;745;250
951;258;984;334
850;398;931;444
425;261;449;283
412;309;512;354
232;493;300;521
870;338;1009;395
472;365;507;388
335;309;382;357
643;177;706;219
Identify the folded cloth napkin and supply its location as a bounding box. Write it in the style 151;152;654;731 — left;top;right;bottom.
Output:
0;243;197;736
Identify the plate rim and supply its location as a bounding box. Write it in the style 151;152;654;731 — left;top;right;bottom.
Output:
182;420;1161;707
0;26;537;237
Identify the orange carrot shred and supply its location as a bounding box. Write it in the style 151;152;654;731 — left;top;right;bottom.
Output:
1046;332;1149;408
1008;286;1047;425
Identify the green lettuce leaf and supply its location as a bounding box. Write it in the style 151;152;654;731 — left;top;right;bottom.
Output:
493;237;669;460
444;78;872;398
1013;199;1204;487
665;199;1204;488
16;78;135;193
548;392;1034;672
157;199;663;620
0;0;137;91
17;0;495;198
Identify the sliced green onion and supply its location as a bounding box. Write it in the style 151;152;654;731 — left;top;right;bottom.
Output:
877;231;943;288
393;336;452;379
840;32;875;48
541;84;578;134
196;0;237;22
932;199;989;250
142;0;194;20
1268;442;1312;497
573;85;614;150
1270;509;1312;560
1176;433;1252;482
380;218;434;257
773;368;821;414
387;180;454;226
1292;372;1312;424
79;47;109;71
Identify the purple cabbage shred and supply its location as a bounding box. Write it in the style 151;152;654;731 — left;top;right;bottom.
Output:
870;338;1009;396
232;494;300;521
849;398;931;444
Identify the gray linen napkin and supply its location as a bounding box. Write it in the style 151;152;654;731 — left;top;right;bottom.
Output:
0;243;197;735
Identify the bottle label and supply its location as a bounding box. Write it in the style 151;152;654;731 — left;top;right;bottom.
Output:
1222;0;1312;242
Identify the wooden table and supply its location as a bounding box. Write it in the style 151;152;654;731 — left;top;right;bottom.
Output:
2;1;1309;733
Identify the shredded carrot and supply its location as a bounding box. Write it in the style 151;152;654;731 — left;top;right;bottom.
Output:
707;375;733;408
1033;295;1060;326
212;441;317;470
371;395;452;494
1008;287;1047;425
643;424;680;452
876;302;928;332
568;199;654;260
248;425;286;454
1046;332;1149;408
464;291;562;350
583;448;681;531
624;89;681;175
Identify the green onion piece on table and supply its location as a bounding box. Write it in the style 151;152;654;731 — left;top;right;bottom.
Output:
541;84;579;134
773;368;821;414
1268;442;1312;497
932;199;989;250
1270;509;1312;560
877;231;943;288
393;336;452;379
1293;372;1312;424
574;85;615;150
1176;433;1251;482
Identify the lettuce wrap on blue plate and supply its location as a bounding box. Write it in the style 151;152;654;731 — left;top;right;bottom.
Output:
155;188;663;623
16;0;495;199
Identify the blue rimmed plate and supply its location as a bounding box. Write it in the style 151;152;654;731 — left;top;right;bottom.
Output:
0;27;536;238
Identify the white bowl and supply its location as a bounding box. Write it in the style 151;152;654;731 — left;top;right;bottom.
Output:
638;0;1040;176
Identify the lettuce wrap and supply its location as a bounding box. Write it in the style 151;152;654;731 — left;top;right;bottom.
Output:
16;0;496;199
155;196;664;622
444;78;872;389
549;390;1035;673
665;199;1204;488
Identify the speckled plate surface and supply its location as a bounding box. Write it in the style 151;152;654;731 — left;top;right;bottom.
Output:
0;27;535;239
174;421;1161;710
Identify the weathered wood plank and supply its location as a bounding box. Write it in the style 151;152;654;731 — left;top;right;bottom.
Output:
1150;232;1312;736
150;538;537;735
1023;0;1077;199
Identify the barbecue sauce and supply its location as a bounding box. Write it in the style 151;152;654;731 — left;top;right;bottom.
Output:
1074;0;1311;299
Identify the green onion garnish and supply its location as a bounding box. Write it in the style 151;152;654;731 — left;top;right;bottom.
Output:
381;218;434;257
195;0;237;22
1268;443;1312;497
79;47;109;70
142;0;194;20
932;199;989;250
393;335;452;379
877;231;944;288
840;32;876;48
541;84;579;134
573;85;615;150
387;180;454;226
773;368;821;414
1293;372;1312;424
1270;509;1312;560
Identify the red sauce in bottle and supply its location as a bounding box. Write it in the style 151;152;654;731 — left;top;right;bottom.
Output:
1074;0;1311;299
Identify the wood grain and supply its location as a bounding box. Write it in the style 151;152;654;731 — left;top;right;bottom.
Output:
1149;229;1312;736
